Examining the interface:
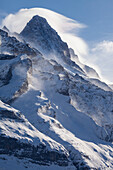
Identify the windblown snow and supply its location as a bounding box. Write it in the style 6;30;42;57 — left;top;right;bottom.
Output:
0;8;113;170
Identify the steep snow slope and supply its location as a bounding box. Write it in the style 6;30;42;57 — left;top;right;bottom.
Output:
20;15;86;78
0;14;113;169
12;54;113;169
0;100;71;167
0;29;41;103
0;55;31;103
19;15;113;140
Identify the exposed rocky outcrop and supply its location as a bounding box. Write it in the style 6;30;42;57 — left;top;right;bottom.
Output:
0;14;113;169
0;55;32;103
20;15;70;58
0;29;40;57
0;54;16;60
0;100;70;167
69;74;113;141
20;15;86;75
0;136;69;166
69;48;100;79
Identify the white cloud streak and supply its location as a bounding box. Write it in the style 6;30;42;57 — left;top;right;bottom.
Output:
89;41;113;83
1;8;113;83
2;8;88;58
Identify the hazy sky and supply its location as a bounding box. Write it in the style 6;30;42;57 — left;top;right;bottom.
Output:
0;0;113;83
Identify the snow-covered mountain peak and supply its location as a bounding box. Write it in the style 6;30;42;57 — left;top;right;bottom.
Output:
20;15;70;59
0;12;113;170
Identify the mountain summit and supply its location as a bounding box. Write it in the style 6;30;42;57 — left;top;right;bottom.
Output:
20;15;70;59
0;14;113;170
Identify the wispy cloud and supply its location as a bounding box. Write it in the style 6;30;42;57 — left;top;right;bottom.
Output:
1;8;113;83
1;8;88;58
88;41;113;83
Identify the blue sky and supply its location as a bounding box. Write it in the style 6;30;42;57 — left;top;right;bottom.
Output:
0;0;113;83
0;0;113;41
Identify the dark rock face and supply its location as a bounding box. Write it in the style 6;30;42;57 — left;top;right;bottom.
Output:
0;56;32;103
0;66;12;87
0;14;113;170
0;29;39;57
20;15;86;74
8;79;29;104
20;15;70;58
0;136;69;166
0;54;17;60
0;101;70;167
0;110;21;120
